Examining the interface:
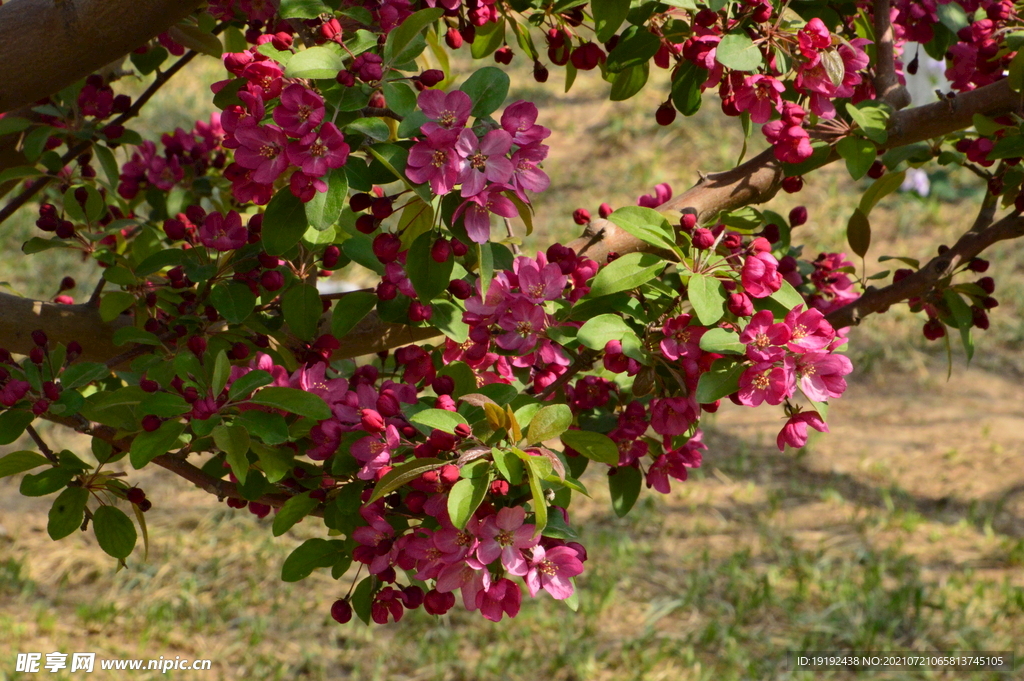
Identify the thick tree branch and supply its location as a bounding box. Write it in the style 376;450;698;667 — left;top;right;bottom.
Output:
0;0;204;114
825;211;1024;329
872;0;911;109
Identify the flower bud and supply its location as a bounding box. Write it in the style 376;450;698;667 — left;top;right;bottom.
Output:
419;69;444;87
323;245;341;269
599;203;613;218
781;176;803;193
922;318;946;340
409;301;433;322
967;258;989;273
450;238;468;257
355;214;377;234
424;589;455;615
977;276;995;294
140;379;160;393
445;27;463;50
431;237;451;263
727;292;754;317
350;192;373;212
360;409;386;433
331;599;353;624
373;233;402;263
376;281;398;301
692;228;715;250
142;415;162;432
261;270;284;291
655;103;676;126
447;279;472;299
494;46;514;64
789;206;808;227
762;223;780;243
572;208;591;225
187;336;207;356
431;375;454;395
31;330;48;347
867;161;885;179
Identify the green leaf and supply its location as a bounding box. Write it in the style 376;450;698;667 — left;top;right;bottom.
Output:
769;280;805;311
988;134;1024;161
432;299;469;344
330;291;378;339
278;0;330;19
351;575;375;624
527;404;572;444
1008;50;1024;93
460;66;510;118
447;476;489;529
384;7;443;63
859;170;905;214
609;465;642;517
250;440;293;482
60;362;110;390
492;448;523;485
512;448;549;534
208;282;256;324
210;350;231;398
588;252;666;297
237;411;290;446
593;0;631;42
167;23;222;57
247;387;331;420
285;45;344;79
715;33;762;71
846;101;891;145
370;457;446;502
943;289;974;362
576;314;640;352
213;424;251;484
847;207;871;258
0;450;51;478
936;1;969;33
92;505;137;559
20;467;75;496
470;17;505;59
670;61;705;116
397;197;434;248
138;393;190;418
0;116;32;137
47;486;89;540
606;25;662;73
477;241;494;297
229;370;274;401
281;538;346;582
699;328;745;355
282;283;322;341
688;273;726;325
0;409;34;445
406;231;454;303
561;430;618;465
130;420;186;469
99;291;136;322
263;189;310;256
694;358;745;403
606;206;679;254
272;491;319;536
837;136;876;180
111;327;160;347
305;167;348;230
409;408;469;434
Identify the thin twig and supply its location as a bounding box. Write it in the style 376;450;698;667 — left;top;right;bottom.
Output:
320;287;373;301
26;424;58;463
503;217;521;255
87;279;105;308
538;348;599;401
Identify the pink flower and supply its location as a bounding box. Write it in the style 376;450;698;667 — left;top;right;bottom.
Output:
496;298;546;352
352;424;400;480
406;128;464;196
419;89;472;134
777;411;829;451
508;143;551;200
650;396;700;436
741;251;783;298
647;431;706;493
456;129;514;197
784;305;835;353
734;74;785;124
286;122;350;176
514;255;567;302
797;17;831;65
637;182;673;208
199;210;247;251
737;359;795;406
525;545;583;600
0;380;30;407
500;100;551;146
739;309;791;362
795;352;852;401
273;84;325;137
233;124;289;184
454;185;519;243
476;578;522;622
660;314;706;361
241;61;284;100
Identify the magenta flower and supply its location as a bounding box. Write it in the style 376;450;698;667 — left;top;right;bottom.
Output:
434;520;480;564
500;100;551;146
436;561;490;610
650;396;700;436
797;17;831;65
795;352;852;401
508;143;551;200
737;359;795;406
739;309;791;362
637;182;672;208
514;255;567;302
647;431;706;493
233;124;289;184
419;89;472;134
476;578;522;622
454;185;519;244
660;314;706;361
306;419;343;460
734;74;785;124
456;129;514;197
525;545;583;600
741;251;783;298
405;528;449;581
352;424;400;480
286;122;350;177
0;380;30;407
199;210;247;251
784;305;835;353
476;506;539;575
496;298;547;352
777;410;829;451
406;128;464;196
273;84;325;137
290;361;348;407
762;120;813;164
241;61;284;100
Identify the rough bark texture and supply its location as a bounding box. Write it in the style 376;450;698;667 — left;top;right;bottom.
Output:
0;0;204;114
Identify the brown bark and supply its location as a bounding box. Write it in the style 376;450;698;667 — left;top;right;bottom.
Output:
0;0;204;114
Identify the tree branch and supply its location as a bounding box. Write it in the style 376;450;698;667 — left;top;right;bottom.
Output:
0;0;204;114
825;211;1024;329
872;0;911;109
